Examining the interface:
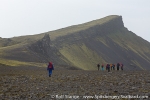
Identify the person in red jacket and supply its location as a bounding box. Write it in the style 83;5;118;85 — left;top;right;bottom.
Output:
47;62;54;77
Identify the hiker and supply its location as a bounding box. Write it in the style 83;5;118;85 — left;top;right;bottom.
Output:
117;63;120;71
47;62;54;77
110;64;113;70
106;64;108;71
121;63;124;70
107;64;110;72
97;64;100;70
101;64;104;71
112;64;115;70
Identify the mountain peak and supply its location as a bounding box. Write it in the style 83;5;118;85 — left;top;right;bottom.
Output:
77;16;123;30
80;15;123;27
86;15;124;31
50;15;124;40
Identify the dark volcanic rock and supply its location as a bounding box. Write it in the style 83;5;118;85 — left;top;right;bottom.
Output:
29;34;51;56
28;34;67;64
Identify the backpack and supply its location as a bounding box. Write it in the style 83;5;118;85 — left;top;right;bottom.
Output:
48;64;53;68
48;62;53;69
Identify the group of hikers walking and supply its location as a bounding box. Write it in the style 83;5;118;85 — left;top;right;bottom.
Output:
97;63;124;72
47;62;124;77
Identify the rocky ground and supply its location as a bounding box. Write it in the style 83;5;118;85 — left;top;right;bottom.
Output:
0;66;150;100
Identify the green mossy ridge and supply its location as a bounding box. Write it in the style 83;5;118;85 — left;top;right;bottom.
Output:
0;58;45;67
50;15;120;40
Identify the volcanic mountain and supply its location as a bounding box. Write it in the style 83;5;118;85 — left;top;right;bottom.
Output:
0;15;150;70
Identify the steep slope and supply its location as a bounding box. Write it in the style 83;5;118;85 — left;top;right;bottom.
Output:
50;15;150;70
0;15;150;70
56;27;150;70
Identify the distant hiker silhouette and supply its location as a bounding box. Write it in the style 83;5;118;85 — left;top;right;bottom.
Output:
117;63;120;71
107;64;110;72
106;64;108;71
112;64;115;70
110;64;113;70
121;63;124;70
47;62;54;77
106;64;110;72
101;64;104;71
97;64;100;70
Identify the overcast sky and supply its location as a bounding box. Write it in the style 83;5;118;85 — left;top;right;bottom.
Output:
0;0;150;42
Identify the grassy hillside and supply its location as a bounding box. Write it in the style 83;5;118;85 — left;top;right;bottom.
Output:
59;43;106;70
0;15;150;70
0;58;45;67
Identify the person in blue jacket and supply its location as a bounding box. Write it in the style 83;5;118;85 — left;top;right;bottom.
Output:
47;62;54;77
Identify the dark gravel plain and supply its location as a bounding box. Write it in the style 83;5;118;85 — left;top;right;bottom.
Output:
0;66;150;100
